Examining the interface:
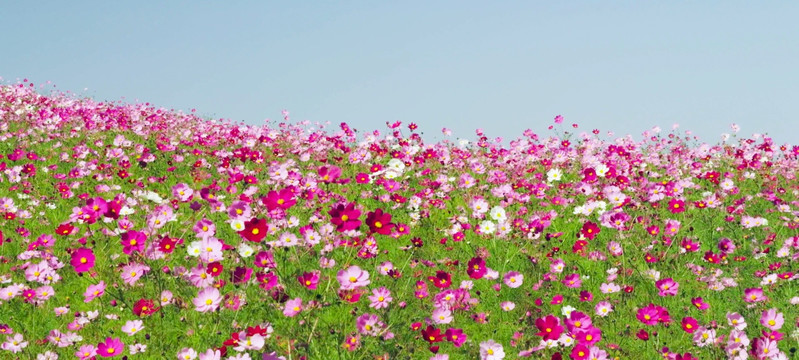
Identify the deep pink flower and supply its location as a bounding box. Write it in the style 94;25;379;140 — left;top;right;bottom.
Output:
681;317;698;333
573;326;601;346
571;344;590;360
96;337;123;357
535;315;563;340
297;271;320;290
328;202;362;232
239;218;268;243
263;187;296;211
637;304;667;326
690;297;709;311
70;248;95;273
445;328;466;347
467;257;487;279
365;208;394;235
120;230;146;255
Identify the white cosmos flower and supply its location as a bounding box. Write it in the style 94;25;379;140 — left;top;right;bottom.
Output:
230;219;244;231
489;206;506;222
237;243;254;258
479;220;496;235
187;241;201;257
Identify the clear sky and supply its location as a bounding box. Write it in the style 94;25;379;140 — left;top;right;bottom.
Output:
2;2;798;145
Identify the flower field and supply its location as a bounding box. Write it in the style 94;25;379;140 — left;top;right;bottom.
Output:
1;82;798;360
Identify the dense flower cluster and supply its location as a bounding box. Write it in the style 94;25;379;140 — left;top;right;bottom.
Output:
0;82;798;359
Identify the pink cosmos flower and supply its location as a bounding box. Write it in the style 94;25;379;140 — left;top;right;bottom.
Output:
664;219;681;235
727;312;747;330
337;266;370;290
121;320;144;336
193;287;221;313
0;285;20;301
96;337;123;357
744;288;767;303
754;337;778;358
172;183;194;202
193;218;216;239
573;326;601;346
368;287;392;309
655;278;679;296
70;248;95;273
563;273;582;288
600;283;620;294
565;311;593;332
283;297;303;317
1;334;28;353
84;281;106;303
431;307;453;324
479;339;505;360
177;348;198;360
36;285;55;301
503;271;523;288
572;344;589;360
760;308;784;330
445;328;467;347
120;263;149;285
198;349;221;360
75;344;97;359
356;313;383;336
296;271;320;290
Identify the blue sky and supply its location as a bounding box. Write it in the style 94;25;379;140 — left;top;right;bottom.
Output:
2;2;798;145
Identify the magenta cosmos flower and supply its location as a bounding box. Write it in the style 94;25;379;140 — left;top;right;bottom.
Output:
337;266;370;290
637;304;669;325
655;278;679;296
70;248;95;273
120;230;146;255
96;337;123;357
365;208;394;235
535;315;563;341
467;257;487;279
328;202;362;232
297;271;320;290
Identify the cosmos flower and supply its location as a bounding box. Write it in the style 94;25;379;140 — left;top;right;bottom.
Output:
193;287;222;313
96;337;123;358
70;248;95;273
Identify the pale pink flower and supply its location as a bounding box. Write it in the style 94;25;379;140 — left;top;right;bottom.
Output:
192;287;221;313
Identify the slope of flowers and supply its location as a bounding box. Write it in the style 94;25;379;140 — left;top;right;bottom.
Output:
0;82;798;360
